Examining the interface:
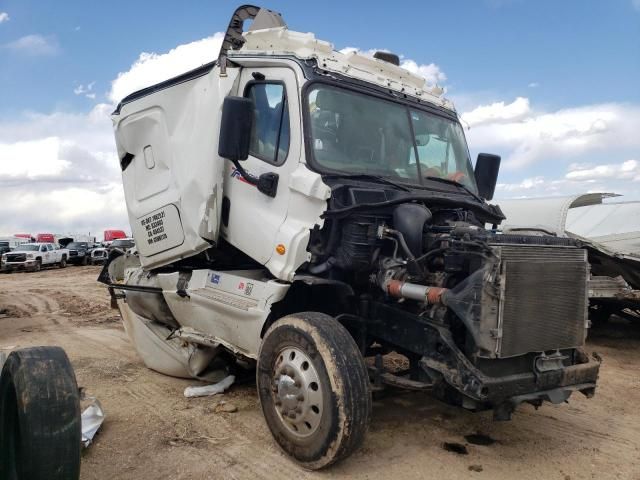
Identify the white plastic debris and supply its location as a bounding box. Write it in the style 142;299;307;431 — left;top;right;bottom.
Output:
81;397;105;448
183;374;236;398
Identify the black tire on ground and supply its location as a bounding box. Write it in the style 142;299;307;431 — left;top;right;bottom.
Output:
59;257;67;268
257;312;371;470
82;255;88;266
0;346;81;480
32;259;41;272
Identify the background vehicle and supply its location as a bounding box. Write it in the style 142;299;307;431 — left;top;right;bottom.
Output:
103;6;600;469
0;241;10;256
107;238;135;252
1;243;69;272
92;238;136;266
104;229;127;243
36;233;56;244
90;246;108;265
66;242;93;266
13;233;33;242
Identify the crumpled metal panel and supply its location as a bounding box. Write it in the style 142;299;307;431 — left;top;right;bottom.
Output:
567;201;640;256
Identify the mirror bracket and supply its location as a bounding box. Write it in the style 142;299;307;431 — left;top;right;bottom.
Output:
231;159;279;197
257;172;279;198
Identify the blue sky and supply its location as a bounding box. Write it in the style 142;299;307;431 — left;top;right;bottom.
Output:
0;0;639;235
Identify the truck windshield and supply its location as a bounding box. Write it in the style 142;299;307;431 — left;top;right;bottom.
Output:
307;84;478;194
67;242;88;249
18;245;39;251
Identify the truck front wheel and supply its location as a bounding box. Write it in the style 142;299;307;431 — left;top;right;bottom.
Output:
59;257;67;268
257;312;371;470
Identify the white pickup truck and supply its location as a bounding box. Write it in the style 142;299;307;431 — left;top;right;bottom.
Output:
1;243;69;272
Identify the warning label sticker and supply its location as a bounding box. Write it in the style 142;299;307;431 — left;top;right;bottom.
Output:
141;209;168;245
134;204;184;256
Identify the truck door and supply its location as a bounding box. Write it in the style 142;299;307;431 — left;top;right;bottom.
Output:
222;67;300;268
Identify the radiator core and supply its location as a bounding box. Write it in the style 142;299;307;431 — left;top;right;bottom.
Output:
495;246;589;358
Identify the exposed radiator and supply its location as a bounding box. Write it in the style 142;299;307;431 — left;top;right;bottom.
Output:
494;245;589;358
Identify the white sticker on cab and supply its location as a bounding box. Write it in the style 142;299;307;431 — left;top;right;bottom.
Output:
134;204;185;257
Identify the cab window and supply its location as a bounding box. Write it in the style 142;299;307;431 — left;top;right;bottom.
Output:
245;83;290;165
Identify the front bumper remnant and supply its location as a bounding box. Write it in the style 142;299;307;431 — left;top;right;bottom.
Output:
343;301;601;419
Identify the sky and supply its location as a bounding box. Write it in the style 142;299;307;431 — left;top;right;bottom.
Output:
0;0;638;237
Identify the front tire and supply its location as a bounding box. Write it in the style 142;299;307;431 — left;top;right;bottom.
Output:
257;312;371;470
59;257;67;268
32;260;41;272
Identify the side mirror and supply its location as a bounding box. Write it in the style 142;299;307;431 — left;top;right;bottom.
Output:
218;96;253;161
474;153;501;201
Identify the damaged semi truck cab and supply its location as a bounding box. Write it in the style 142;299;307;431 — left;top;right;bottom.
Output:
106;5;600;469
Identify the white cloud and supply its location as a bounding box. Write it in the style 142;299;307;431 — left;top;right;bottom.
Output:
464;100;640;170
633;0;640;11
528;82;539;88
0;12;9;23
0;103;128;236
109;32;224;103
3;34;59;56
399;59;446;86
565;159;640;181
461;97;530;127
338;47;446;86
497;176;546;192
73;81;97;100
0;183;127;237
0;138;70;178
495;160;640;199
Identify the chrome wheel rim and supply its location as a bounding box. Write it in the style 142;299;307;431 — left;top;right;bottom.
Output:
271;346;323;437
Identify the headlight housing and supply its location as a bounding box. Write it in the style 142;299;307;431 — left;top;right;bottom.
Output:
26;253;34;259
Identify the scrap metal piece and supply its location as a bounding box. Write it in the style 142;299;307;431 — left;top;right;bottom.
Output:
81;397;105;448
184;374;236;398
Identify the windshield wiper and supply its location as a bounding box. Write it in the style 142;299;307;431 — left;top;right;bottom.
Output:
423;176;484;203
323;173;412;192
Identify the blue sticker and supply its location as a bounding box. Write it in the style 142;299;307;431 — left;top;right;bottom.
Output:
211;273;220;285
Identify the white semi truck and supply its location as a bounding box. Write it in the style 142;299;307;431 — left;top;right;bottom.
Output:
104;6;601;469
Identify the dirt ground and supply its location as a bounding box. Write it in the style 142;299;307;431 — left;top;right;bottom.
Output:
0;266;639;479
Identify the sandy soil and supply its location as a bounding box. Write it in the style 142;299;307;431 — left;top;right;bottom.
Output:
0;266;639;480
